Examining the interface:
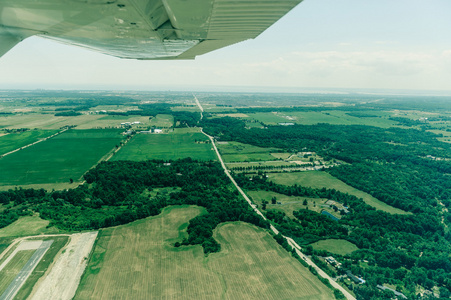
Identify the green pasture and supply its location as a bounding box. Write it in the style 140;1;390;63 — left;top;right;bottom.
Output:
112;129;216;161
0;113;149;130
0;129;123;186
217;141;283;162
310;239;359;256
0;215;61;238
149;114;173;128
244;111;397;128
267;171;410;215
0;130;58;155
75;206;333;300
247;190;330;218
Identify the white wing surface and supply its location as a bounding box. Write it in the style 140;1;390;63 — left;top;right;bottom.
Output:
0;0;302;59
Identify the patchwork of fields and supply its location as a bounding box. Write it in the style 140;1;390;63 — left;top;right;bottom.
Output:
0;129;123;186
112;128;216;161
0;130;59;155
75;206;334;300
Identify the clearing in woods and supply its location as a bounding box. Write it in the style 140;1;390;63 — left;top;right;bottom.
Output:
267;171;410;215
75;206;334;300
310;239;359;256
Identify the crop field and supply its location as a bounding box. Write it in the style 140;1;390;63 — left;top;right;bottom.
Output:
217;141;283;163
0;130;58;155
310;239;359;256
0;129;123;186
0;113;149;130
149;114;173;127
244;111;397;128
267;171;410;215
112;129;216;161
75;206;333;300
0;216;60;238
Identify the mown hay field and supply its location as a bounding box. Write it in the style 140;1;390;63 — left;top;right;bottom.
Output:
0;215;61;238
112;129;216;161
0;129;123;186
75;206;334;300
267;171;410;215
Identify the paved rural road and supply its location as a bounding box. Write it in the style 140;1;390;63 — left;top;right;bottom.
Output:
0;240;53;300
196;97;356;300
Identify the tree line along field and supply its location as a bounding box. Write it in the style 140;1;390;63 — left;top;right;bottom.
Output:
267;171;410;215
112;128;217;161
0;129;123;187
75;206;334;300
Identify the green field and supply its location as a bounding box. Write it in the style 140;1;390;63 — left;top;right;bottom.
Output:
217;141;283;162
0;215;61;238
75;206;334;300
149;114;174;127
112;128;216;161
0;250;36;294
267;171;410;215
310;239;359;256
0;129;123;186
244;111;397;128
247;190;336;219
0;130;58;155
0;113;150;130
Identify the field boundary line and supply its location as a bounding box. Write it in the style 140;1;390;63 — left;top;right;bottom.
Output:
0;128;68;159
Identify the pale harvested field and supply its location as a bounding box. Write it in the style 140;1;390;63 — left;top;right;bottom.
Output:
75;206;333;300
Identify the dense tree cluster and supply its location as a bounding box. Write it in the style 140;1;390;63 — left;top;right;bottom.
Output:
202;116;451;299
0;159;267;254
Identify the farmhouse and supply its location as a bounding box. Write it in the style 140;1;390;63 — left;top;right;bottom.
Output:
154;129;163;133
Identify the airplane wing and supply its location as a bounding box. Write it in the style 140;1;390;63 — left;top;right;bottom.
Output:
0;0;303;60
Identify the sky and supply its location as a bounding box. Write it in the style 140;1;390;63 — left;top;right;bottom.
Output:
0;0;451;92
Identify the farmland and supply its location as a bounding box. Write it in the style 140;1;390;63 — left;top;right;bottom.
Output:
0;130;58;155
75;206;334;300
112;128;216;161
149;114;174;127
216;141;284;163
0;113;150;130
0;129;123;186
243;111;398;128
267;171;410;215
0;215;61;238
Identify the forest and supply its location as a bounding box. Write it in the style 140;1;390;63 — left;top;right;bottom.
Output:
202;115;451;299
0;159;267;254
